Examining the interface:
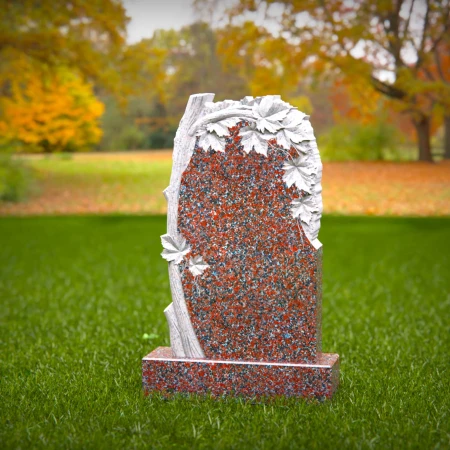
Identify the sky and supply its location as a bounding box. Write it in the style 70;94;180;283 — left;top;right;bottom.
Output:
123;0;198;43
122;0;279;43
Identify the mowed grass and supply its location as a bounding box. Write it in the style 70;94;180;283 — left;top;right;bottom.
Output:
1;215;449;449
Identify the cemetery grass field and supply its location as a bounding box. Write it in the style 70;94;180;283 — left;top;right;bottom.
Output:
1;151;450;217
1;215;449;449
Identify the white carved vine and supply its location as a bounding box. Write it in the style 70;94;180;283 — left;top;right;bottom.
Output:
162;93;214;359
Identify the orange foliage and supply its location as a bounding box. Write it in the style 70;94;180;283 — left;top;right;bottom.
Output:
330;76;384;125
217;21;304;103
0;0;128;99
0;65;104;152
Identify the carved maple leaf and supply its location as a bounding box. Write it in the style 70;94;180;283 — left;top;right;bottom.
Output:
275;129;291;149
291;195;319;224
282;155;316;193
161;233;191;264
252;95;291;133
277;111;314;148
188;255;210;276
198;130;226;152
240;129;271;156
206;118;239;137
282;109;307;129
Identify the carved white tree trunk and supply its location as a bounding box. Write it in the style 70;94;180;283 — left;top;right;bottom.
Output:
164;93;214;358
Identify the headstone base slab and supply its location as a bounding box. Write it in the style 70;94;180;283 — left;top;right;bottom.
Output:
142;347;339;400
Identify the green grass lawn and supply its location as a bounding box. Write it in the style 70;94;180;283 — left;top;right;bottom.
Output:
32;156;171;198
1;215;449;449
25;156;172;213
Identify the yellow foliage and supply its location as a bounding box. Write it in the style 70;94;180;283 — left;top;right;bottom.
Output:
0;0;128;100
0;65;104;152
217;21;310;104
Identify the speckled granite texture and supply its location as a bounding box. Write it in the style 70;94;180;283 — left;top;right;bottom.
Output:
143;347;339;400
178;124;322;363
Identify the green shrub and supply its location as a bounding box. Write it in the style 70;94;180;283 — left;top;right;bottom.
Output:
116;126;147;150
0;155;35;202
318;122;400;161
148;127;176;149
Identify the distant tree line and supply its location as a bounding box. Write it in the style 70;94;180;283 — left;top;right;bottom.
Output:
0;0;449;161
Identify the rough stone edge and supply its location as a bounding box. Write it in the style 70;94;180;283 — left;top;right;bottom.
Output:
164;93;215;358
315;246;323;354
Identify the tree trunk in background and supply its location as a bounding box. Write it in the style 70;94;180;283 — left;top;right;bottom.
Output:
444;115;450;160
413;116;433;162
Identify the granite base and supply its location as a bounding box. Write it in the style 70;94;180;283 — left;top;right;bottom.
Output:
142;347;339;400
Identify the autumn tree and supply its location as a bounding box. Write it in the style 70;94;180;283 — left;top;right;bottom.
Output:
419;37;450;159
215;20;314;113
204;0;450;161
0;61;104;152
0;0;129;96
0;0;135;153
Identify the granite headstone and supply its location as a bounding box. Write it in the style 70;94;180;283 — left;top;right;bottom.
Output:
142;93;339;399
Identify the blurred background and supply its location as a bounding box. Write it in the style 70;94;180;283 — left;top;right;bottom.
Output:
0;0;449;214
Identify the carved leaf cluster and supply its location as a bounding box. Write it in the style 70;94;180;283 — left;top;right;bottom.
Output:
198;131;225;152
195;95;315;155
206;118;239;137
252;96;290;133
194;94;322;236
240;127;271;156
276;110;314;152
